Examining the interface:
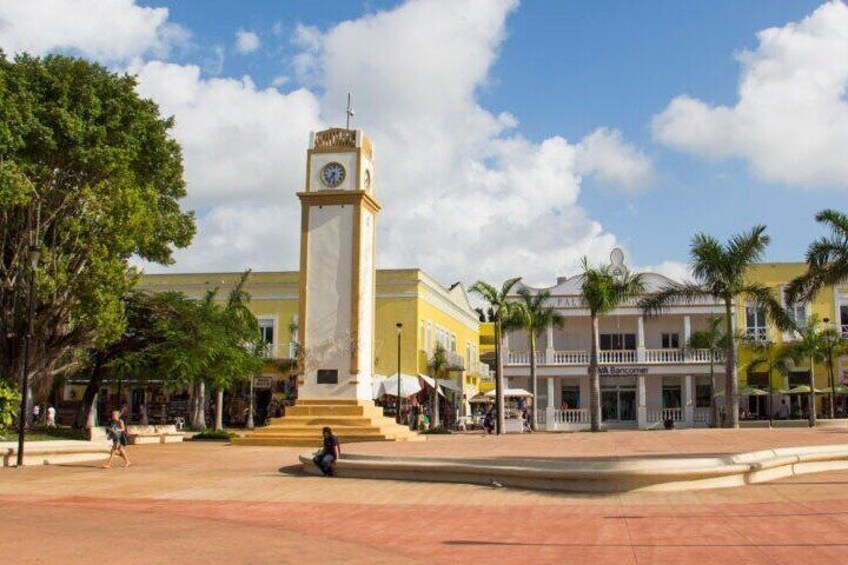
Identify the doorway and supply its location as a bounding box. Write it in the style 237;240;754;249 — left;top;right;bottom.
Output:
601;387;636;421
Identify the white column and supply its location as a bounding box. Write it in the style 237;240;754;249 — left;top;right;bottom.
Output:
546;377;555;408
637;374;647;429
684;374;694;427
545;322;555;364
637;315;646;363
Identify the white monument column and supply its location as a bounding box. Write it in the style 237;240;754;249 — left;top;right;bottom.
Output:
297;128;380;402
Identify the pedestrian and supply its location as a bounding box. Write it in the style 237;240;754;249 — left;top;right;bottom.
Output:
312;426;340;476
32;404;40;426
103;410;131;469
46;405;56;427
483;411;494;435
777;399;789;419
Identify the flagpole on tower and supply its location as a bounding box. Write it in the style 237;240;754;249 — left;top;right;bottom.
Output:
346;92;355;129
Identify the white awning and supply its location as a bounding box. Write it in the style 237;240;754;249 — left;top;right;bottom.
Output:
377;373;423;399
484;388;533;398
418;374;446;397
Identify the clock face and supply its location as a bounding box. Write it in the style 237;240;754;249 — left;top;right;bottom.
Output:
320;162;346;188
364;169;371;190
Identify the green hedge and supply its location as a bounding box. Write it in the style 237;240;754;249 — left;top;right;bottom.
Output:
192;430;236;441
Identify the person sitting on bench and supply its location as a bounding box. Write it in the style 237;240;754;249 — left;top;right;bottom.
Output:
313;426;340;476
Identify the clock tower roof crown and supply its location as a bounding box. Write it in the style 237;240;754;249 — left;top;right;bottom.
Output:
309;128;372;158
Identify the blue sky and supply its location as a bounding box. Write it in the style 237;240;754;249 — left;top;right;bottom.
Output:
3;0;847;284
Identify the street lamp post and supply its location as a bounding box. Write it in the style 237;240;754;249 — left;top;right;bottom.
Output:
396;323;403;424
17;245;40;468
823;318;837;419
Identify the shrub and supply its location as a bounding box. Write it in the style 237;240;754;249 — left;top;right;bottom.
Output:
421;427;452;435
0;381;21;435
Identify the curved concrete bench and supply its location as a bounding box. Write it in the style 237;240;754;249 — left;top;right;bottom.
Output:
298;443;848;493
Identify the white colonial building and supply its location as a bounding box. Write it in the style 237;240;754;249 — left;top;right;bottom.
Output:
503;250;726;430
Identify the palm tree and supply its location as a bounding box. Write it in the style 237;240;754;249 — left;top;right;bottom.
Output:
785;314;827;427
640;226;792;428
687;315;727;427
428;344;448;430
743;339;791;427
818;324;846;419
470;277;522;435
580;258;645;432
512;288;564;431
786;209;848;303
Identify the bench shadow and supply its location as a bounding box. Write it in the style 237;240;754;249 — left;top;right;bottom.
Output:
278;464;307;476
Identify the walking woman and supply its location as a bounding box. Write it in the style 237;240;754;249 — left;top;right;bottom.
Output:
103;410;131;469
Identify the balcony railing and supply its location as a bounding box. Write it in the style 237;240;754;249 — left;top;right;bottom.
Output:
648;407;683;422
745;327;767;341
506;348;725;366
261;342;297;360
445;350;465;370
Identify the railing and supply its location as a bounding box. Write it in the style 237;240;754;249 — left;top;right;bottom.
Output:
551;350;590;365
644;349;683;363
261;342;297;360
648;407;683;422
694;407;712;424
551;408;589;424
445;350;465;370
599;350;637;364
506;348;724;366
745;327;767;341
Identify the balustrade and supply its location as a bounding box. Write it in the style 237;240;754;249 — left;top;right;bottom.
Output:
506;348;723;366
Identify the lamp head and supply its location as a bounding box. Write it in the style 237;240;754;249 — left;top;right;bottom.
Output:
396;322;403;333
824;317;830;324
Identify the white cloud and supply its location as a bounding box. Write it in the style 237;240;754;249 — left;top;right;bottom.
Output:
653;0;848;188
575;128;654;192
6;0;654;286
0;0;188;61
130;60;323;207
637;260;692;282
235;29;260;54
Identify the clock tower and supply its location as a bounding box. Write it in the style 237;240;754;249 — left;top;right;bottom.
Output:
298;128;379;401
233;127;421;447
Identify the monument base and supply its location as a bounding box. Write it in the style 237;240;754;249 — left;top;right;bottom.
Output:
231;400;424;447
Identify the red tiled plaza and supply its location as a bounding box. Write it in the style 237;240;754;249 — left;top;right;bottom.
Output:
2;428;848;564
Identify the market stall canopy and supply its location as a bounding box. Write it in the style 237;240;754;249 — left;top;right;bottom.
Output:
469;394;493;404
378;373;423;398
417;374;446;397
822;384;848;394
485;388;533;398
780;385;824;394
371;374;388;400
715;385;771;397
437;379;462;393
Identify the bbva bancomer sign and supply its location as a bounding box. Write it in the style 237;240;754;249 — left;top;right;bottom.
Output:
599;366;649;376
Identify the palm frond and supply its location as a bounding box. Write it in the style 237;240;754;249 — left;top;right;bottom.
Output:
727;225;769;273
741;282;793;332
690;233;726;285
639;282;713;317
815;209;848;240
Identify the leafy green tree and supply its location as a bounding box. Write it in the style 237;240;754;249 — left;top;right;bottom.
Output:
0;53;195;393
743;339;791;426
0;380;21;436
470;278;522;435
786;210;848;302
784;315;827;427
580;258;645;432
512;288;563;431
640;226;792;428
688;316;728;427
428;344;448;430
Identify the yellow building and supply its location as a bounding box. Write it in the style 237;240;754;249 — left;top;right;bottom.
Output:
134;269;484;418
739;263;847;418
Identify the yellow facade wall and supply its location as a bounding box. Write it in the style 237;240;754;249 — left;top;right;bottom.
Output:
739;263;838;391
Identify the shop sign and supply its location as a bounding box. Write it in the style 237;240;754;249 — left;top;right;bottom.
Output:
253;376;273;389
599;366;648;376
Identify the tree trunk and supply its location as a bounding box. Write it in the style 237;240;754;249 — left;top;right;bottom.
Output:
709;357;717;428
191;381;207;429
495;321;506;435
827;355;836;419
215;389;224;431
247;377;255;430
808;357;816;428
431;376;441;430
529;329;538;432
589;315;602;432
76;355;105;429
724;301;739;429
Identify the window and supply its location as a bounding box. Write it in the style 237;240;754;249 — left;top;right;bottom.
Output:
600;333;636;351
426;322;432;352
561;385;580;409
661;333;680;349
784;290;807;329
662;385;682;408
695;383;711;408
258;319;274;345
840;304;848;336
745;306;767;340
